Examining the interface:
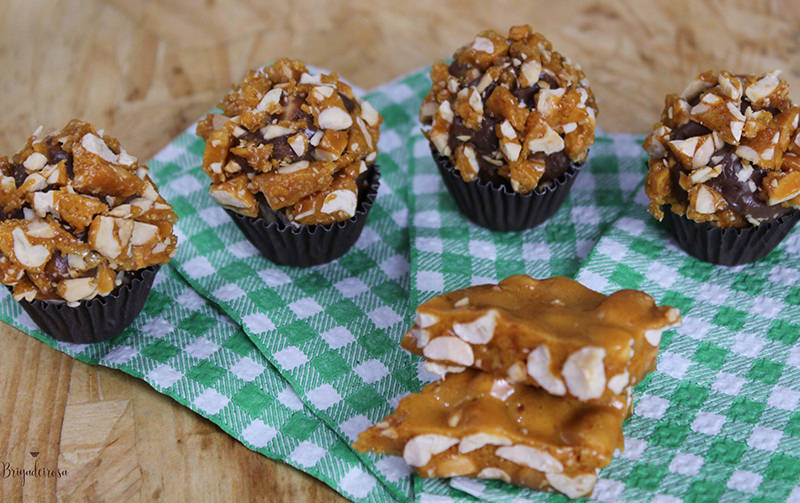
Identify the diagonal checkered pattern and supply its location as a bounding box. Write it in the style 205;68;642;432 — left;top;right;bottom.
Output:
0;265;392;502
158;72;438;501
570;189;800;503
408;132;647;309
3;64;797;502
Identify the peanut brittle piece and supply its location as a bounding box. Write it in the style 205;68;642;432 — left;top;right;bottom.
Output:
286;163;366;225
402;275;679;406
355;370;623;498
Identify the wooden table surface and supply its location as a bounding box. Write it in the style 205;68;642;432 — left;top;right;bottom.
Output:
1;1;799;501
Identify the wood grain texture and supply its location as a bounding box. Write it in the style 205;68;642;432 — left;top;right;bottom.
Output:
0;0;798;501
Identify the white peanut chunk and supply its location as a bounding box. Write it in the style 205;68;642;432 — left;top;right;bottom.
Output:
477;467;511;483
317;107;353;130
410;327;430;348
495;445;563;473
360;99;380;126
58;277;97;303
644;327;663;346
745;70;780;104
23;152;47;172
607;370;630;394
12;227;50;268
562;347;607;400
458;433;511;453
490;378;514;401
257;88;283;111
261;125;295;140
519;60;542;87
91;216;132;260
423;336;475;366
26;220;55;238
471;36;494;53
452;310;498;344
415;312;439;328
506;361;527;383
81;133;117;163
321;190;357;217
131;221;158;246
403;435;458;467
423;361;465;376
527;345;567;396
545;473;598;499
527;123;565;155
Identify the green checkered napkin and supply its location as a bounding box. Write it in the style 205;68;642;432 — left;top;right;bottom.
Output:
408;126;800;501
570;192;800;502
0;264;392;502
407;124;656;501
155;73;437;501
158;63;672;502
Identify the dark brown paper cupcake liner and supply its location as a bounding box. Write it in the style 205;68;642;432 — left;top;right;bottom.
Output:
431;145;580;231
226;166;380;267
661;206;800;266
17;265;160;343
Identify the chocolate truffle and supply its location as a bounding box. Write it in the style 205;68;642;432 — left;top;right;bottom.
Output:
0;120;177;342
643;70;800;265
196;58;381;227
0;120;177;304
420;25;597;194
644;70;800;227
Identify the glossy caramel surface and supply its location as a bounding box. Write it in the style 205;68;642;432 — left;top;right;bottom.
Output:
355;370;625;472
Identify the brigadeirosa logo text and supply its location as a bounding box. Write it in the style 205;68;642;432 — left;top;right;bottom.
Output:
1;452;67;486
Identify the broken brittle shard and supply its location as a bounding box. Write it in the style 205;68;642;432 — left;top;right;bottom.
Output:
356;274;680;499
401;275;680;406
355;369;620;498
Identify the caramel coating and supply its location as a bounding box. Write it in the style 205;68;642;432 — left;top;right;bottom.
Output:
196;59;382;225
0;120;178;303
354;370;618;497
420;25;597;193
644;70;800;227
355;276;675;497
402;275;679;405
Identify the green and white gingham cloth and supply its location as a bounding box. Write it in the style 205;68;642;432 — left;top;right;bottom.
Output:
4;63;798;503
406;119;656;501
407;130;646;307
0;264;391;502
571;190;800;503
406;116;800;500
154;72;437;501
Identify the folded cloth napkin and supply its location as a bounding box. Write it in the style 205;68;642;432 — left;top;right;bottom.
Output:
6;64;797;503
160;65;689;503
159;73;438;501
406;116;655;500
407;121;800;501
0;264;392;502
